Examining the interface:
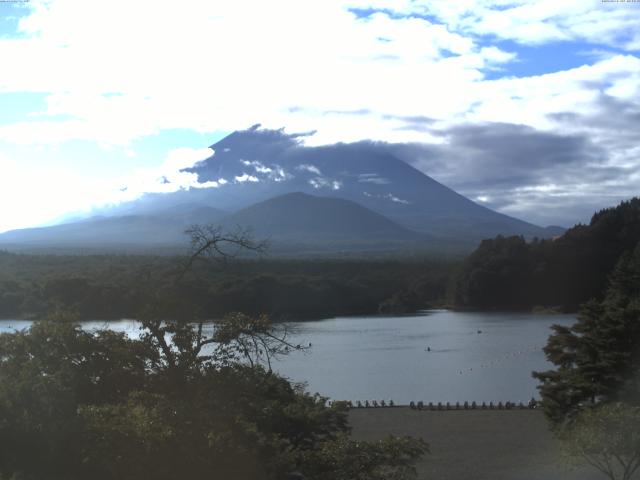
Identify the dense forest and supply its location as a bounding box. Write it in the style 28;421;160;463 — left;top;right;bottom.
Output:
0;251;455;321
534;242;640;425
451;198;640;311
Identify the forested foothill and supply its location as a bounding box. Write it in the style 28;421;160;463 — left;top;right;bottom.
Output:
451;198;640;312
0;250;455;321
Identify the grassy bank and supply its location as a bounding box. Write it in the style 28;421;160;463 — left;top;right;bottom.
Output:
349;408;601;480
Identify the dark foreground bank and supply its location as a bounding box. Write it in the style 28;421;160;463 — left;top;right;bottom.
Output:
349;408;601;480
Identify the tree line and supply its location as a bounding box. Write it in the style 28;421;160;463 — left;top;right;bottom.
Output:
0;251;455;321
451;198;640;311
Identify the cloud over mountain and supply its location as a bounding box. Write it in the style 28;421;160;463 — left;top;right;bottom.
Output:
0;1;637;231
1;126;570;253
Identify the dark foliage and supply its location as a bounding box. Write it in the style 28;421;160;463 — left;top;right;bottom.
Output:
0;315;427;480
0;252;455;321
0;227;429;480
452;198;640;311
533;243;640;425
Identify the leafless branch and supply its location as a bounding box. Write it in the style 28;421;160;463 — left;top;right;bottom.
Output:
180;224;268;279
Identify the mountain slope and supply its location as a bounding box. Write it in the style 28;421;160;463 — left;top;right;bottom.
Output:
0;205;224;249
0;126;564;253
219;192;426;252
0;193;432;254
180;126;553;241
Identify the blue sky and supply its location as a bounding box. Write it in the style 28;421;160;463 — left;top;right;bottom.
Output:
0;0;639;231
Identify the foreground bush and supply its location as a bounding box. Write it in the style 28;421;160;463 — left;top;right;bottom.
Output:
0;318;427;480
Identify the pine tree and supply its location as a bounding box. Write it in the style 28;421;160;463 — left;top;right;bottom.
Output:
533;243;640;425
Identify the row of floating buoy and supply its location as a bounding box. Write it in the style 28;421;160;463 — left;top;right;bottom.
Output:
435;345;541;375
331;399;539;410
326;400;396;408
352;400;394;408
409;399;538;410
284;342;312;352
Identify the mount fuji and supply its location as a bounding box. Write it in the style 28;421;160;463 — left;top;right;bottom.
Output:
0;126;562;254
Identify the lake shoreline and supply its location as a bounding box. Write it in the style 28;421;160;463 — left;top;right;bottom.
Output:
0;302;576;324
1;311;577;403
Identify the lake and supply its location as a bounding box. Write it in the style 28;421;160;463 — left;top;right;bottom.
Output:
0;310;575;404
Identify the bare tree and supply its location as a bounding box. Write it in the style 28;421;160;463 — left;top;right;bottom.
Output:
210;312;307;371
140;224;304;374
180;224;268;279
561;403;640;480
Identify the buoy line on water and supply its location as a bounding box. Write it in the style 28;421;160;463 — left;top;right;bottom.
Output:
451;345;542;375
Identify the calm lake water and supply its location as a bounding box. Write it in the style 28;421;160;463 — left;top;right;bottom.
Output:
0;310;575;404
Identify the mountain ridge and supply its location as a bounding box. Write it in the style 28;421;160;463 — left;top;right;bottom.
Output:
182;127;553;240
0;192;435;254
218;192;430;253
0;126;565;254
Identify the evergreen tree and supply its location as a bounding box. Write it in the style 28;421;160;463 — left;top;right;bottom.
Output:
533;243;640;425
452;197;640;311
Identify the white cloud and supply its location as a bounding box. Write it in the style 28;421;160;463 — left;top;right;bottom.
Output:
0;152;117;232
273;167;289;182
0;146;217;232
0;0;636;150
241;159;291;181
308;179;323;189
461;54;640;137
241;160;272;174
0;0;546;147
234;173;259;183
162;148;214;180
0;0;638;228
119;147;216;198
479;46;517;64
308;176;340;189
386;194;409;204
359;189;410;204
297;164;322;175
358;173;390;184
362;0;640;50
